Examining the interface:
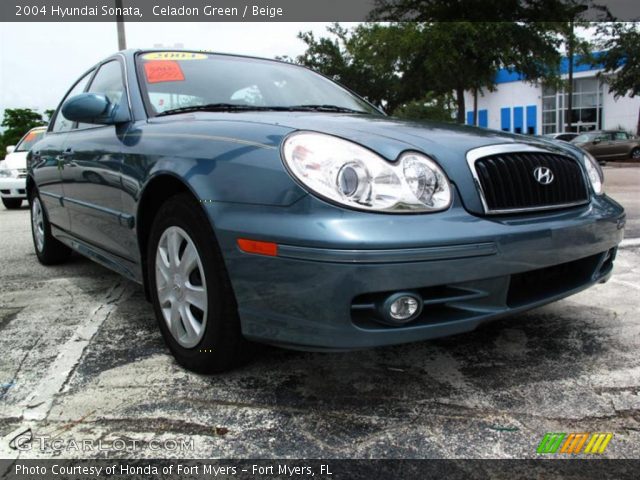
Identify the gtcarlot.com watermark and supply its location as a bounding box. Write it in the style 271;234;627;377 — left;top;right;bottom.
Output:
9;428;194;452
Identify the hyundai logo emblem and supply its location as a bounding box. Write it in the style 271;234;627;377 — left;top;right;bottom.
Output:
533;166;554;185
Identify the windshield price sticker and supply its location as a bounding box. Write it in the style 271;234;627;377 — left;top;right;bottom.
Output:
144;61;185;83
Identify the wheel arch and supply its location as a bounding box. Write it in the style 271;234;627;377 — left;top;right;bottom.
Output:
136;173;207;300
26;175;36;202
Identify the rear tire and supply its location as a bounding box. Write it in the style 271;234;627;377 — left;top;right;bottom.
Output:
2;198;22;209
30;192;72;265
631;148;640;161
147;193;250;373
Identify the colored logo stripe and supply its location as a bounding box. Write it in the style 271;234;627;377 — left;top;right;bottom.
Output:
559;433;589;454
537;432;613;454
584;433;613;454
537;433;565;454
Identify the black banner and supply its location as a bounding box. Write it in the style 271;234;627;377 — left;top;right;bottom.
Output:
2;0;639;22
1;459;640;480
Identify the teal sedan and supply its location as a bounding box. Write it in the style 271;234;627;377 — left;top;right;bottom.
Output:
27;50;625;372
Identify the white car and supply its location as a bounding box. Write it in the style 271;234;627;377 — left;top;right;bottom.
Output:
0;126;46;209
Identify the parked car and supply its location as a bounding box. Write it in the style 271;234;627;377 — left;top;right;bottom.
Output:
572;130;640;162
542;132;579;142
27;50;625;372
0;126;46;209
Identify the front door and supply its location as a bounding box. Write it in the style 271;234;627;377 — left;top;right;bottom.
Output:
60;59;134;260
31;69;94;230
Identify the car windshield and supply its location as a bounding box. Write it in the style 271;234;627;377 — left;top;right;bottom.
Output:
15;129;45;152
136;52;380;116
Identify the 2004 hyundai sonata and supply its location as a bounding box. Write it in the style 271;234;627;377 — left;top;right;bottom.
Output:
27;50;625;372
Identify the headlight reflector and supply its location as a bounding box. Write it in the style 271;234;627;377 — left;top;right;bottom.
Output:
0;165;19;178
282;132;451;212
582;152;604;195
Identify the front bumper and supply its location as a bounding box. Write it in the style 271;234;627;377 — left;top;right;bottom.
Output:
0;177;27;198
206;192;625;351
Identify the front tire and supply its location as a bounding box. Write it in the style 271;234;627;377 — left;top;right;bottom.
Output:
147;193;249;373
30;192;72;265
2;197;22;209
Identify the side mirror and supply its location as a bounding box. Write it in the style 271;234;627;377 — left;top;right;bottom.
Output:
592;138;601;145
5;145;15;154
61;93;130;125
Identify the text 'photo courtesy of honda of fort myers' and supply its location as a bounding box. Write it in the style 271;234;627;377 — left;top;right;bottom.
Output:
26;49;625;373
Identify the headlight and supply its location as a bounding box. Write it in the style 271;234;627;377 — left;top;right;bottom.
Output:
582;152;604;195
0;165;19;178
282;132;452;212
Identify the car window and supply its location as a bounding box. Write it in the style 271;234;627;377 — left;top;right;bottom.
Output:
614;132;629;140
573;134;591;143
15;129;45;151
51;70;94;133
557;134;576;141
148;92;205;114
77;60;126;129
230;85;265;106
596;133;613;141
136;52;379;116
87;61;125;106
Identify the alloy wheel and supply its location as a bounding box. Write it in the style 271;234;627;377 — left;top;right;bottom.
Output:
155;226;208;348
32;197;45;252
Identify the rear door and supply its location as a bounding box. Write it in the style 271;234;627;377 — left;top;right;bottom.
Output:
591;132;616;159
611;131;632;159
60;58;134;259
30;70;94;230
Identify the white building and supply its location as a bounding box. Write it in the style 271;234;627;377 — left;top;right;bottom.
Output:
464;56;640;135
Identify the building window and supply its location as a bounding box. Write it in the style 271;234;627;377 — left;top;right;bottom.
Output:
542;77;603;134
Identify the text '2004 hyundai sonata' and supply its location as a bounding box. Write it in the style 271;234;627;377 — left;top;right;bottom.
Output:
27;50;625;372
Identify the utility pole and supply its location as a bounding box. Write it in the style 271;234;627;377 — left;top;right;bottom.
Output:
565;3;588;132
116;0;127;50
566;18;575;133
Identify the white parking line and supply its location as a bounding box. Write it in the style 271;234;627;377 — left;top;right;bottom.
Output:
610;279;640;291
20;280;131;421
620;238;640;249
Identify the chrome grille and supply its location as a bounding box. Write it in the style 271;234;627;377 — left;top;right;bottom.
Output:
467;144;589;214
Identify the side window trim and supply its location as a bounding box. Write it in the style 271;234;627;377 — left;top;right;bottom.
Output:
48;68;96;134
74;57;131;132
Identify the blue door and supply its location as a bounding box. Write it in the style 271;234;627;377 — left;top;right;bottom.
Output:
526;105;537;135
478;110;488;128
60;59;134;260
501;108;511;132
31;69;94;231
514;107;524;134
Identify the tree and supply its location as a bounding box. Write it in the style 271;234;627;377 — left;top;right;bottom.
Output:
44;109;56;123
597;23;640;135
0;108;46;155
294;23;427;112
393;93;456;121
369;1;569;123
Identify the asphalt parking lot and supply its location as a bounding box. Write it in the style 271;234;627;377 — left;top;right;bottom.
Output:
0;165;639;459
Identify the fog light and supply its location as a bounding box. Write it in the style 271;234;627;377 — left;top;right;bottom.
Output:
377;293;423;326
389;296;419;320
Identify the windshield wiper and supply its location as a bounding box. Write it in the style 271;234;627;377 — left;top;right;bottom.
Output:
155;103;287;117
286;104;369;114
155;103;371;117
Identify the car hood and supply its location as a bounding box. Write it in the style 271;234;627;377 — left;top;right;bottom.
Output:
2;151;28;169
161;111;581;213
